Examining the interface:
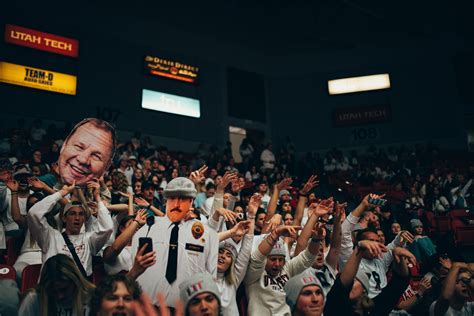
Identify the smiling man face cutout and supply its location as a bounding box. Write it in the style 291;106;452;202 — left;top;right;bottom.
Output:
59;118;116;186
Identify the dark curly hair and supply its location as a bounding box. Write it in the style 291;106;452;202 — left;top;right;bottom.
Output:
90;274;142;315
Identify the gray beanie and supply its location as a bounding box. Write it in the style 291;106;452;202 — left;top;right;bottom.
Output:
163;177;197;198
63;201;85;215
219;241;238;262
410;219;423;229
179;273;220;309
279;189;291;199
285;271;324;311
269;238;287;257
355;270;370;292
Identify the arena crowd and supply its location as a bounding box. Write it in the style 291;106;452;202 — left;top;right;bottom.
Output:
0;118;472;316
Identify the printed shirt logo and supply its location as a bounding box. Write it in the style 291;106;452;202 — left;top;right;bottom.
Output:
191;222;205;239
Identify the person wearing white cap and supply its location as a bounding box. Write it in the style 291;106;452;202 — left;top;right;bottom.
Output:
243;200;331;316
27;180;113;277
284;271;325;316
324;240;414;315
131;177;218;308
179;272;221;316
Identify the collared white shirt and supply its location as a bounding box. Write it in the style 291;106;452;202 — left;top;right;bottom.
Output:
131;215;218;307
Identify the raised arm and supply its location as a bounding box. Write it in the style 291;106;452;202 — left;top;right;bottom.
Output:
326;202;345;270
433;262;469;316
134;196;164;217
103;210;147;263
86;180;114;255
265;178;292;221
293;175;319;226
294;198;333;256
27;182;75;249
6;180;26;229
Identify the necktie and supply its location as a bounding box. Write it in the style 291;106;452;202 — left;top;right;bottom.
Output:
166;223;179;284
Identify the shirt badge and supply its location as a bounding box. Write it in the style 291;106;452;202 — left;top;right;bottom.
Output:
191;222;205;239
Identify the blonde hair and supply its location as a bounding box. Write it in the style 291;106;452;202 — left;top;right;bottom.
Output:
36;254;95;316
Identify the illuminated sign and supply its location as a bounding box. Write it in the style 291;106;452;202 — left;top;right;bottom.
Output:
0;62;77;95
328;74;390;95
144;55;199;83
333;105;391;127
141;89;200;118
4;24;79;57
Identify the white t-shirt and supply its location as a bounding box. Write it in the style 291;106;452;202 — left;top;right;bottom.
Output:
429;301;474;316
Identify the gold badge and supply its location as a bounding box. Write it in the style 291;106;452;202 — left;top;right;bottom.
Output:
191;222;205;239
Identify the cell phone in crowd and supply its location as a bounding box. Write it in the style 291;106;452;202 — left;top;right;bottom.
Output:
368;197;387;206
139;237;153;254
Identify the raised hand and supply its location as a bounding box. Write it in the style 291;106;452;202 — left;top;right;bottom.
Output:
334;201;347;219
362;193;386;209
134;197;151;208
417;277;432;295
135;209;148;226
219;171;238;191
87;179;101;199
358;240;388;258
216;207;237;225
248;193;262;215
231;178;245;193
132;292;184;316
400;231;415;245
189;165;208;185
59;181;76;197
119;191;134;199
300;175;319;195
311;222;326;240
5;179;19;192
393;247;417;267
27;177;45;190
275;225;302;239
308;197;334;218
231;220;251;238
266;214;282;232
439;256;452;270
276;177;293;192
128;243;156;280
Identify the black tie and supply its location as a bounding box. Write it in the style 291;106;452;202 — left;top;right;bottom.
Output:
166;223;179;284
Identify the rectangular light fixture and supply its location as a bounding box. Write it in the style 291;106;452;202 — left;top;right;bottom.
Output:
141;89;200;118
328;73;391;95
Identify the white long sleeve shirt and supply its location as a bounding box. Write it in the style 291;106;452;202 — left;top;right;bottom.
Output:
27;192;113;276
244;247;316;316
131;216;218;308
217;234;253;316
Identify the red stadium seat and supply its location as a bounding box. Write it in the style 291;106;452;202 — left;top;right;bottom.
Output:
0;264;16;281
449;209;471;219
434;215;451;233
21;264;42;293
424;211;436;234
453;227;474;246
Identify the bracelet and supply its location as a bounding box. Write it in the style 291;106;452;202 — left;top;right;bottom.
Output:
248;215;256;219
298;192;307;197
133;219;144;228
10;190;18;193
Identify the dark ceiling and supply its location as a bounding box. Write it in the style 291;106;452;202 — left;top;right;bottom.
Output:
2;1;472;57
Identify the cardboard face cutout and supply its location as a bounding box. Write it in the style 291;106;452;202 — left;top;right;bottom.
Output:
166;197;192;223
58;118;115;186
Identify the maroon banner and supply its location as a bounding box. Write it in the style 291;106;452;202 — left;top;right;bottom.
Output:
333;105;391;127
4;24;79;57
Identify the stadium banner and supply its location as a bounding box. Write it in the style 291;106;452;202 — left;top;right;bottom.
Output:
0;62;77;95
4;24;79;57
144;55;199;83
333;105;391;127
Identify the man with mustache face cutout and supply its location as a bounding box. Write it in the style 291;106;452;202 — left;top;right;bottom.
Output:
131;177;218;309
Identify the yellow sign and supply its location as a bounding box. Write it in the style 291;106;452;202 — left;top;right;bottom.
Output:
0;62;77;95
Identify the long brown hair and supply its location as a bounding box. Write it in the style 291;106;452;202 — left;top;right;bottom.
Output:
36;254;95;316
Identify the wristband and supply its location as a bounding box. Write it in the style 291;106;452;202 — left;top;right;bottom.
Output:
133;219;144;228
298;192;308;198
311;237;323;243
248;215;256;219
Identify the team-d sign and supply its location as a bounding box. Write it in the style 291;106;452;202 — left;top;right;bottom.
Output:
0;62;77;95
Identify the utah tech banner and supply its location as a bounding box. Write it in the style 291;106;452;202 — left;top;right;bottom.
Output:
0;62;77;95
